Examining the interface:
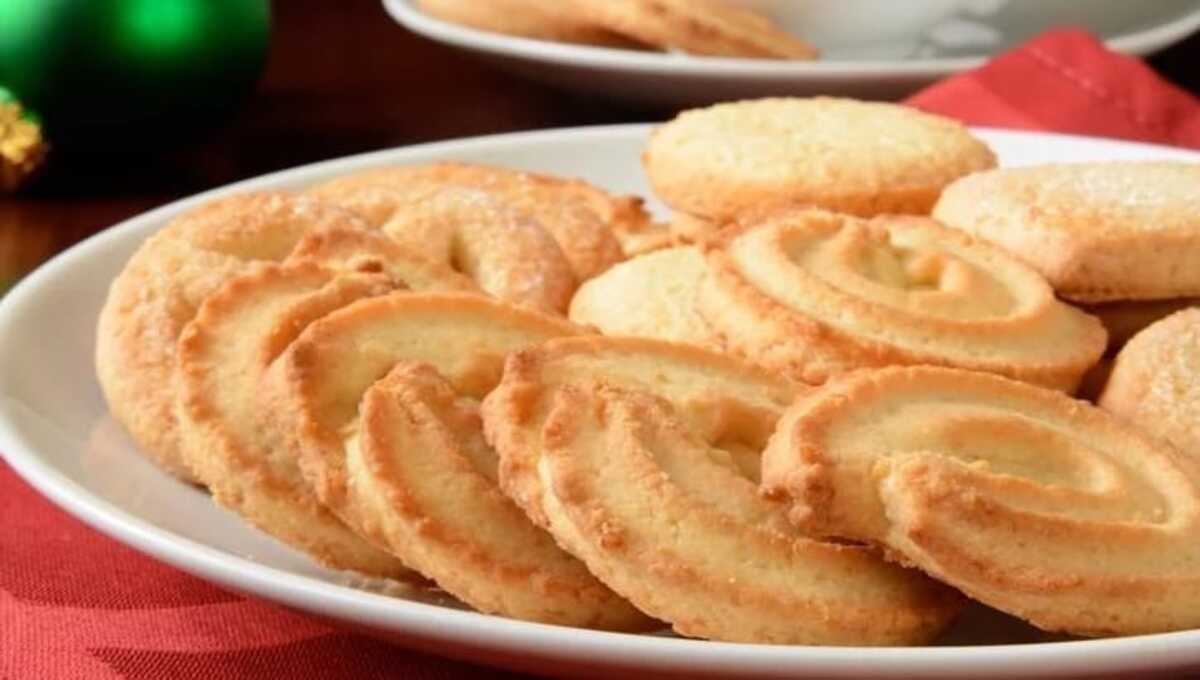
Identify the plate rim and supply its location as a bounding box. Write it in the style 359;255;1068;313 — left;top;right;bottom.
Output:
4;124;1200;677
383;0;1200;78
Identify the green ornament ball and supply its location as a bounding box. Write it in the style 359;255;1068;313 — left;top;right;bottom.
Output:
0;0;270;148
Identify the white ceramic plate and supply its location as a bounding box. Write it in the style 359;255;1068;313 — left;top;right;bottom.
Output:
384;0;1200;104
3;126;1200;679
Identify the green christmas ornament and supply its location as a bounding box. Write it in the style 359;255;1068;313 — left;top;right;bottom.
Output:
0;0;270;155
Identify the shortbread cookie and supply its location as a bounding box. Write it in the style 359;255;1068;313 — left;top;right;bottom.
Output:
697;209;1106;389
571;0;818;59
177;228;471;576
286;224;478;293
1100;308;1200;458
568;246;720;350
175;263;413;578
1082;298;1200;351
762;365;1200;637
645;98;995;223
95;193;366;482
378;190;575;312
416;0;638;47
311;183;573;312
309;162;638;281
274;291;650;629
933;162;1200;303
483;337;961;644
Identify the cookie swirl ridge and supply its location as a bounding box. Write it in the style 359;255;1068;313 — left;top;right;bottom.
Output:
308;162;638;283
762;365;1200;637
698;209;1106;389
176;262;414;578
176;228;475;578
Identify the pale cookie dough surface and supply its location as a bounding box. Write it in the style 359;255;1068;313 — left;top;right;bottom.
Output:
645;97;995;223
934;162;1200;303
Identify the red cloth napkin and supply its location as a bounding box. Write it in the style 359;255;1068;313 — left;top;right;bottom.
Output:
906;27;1200;149
0;462;523;679
4;27;1200;680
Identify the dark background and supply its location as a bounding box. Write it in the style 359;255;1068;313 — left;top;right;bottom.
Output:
2;0;1199;287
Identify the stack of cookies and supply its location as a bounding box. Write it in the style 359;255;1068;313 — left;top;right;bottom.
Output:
416;0;819;59
581;98;1108;389
96;96;1200;645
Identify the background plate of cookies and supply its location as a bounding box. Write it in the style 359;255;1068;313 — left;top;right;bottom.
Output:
6;97;1200;678
385;0;1200;104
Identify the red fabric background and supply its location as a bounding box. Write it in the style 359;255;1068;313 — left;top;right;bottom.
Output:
0;464;523;679
4;27;1200;679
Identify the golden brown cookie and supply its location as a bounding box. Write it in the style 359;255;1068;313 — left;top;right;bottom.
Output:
307;182;574;312
415;0;640;47
571;0;818;59
762;365;1200;637
286;224;479;293
95;193;366;482
1100;308;1200;458
933;162;1200;303
175;227;471;577
381;190;577;313
645;98;996;223
273;291;650;628
175;262;414;578
482;336;962;644
568;246;720;350
308;162;639;281
697;209;1106;389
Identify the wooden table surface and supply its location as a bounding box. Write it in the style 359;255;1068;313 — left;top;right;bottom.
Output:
1;0;1199;289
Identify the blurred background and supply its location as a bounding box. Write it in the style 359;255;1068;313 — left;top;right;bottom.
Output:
1;0;1199;294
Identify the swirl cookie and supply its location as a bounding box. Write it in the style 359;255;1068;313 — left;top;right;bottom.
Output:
1100;309;1200;459
415;0;639;47
286;224;478;293
933;162;1200;303
308;162;640;281
482;337;961;644
380;190;578;312
762;365;1200;637
175;229;471;577
645;98;996;224
96;192;366;482
570;0;818;59
274;292;650;629
175;262;413;578
313;182;573;312
697;209;1106;389
568;246;720;351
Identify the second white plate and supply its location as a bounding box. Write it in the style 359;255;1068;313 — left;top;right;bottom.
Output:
384;0;1200;104
3;125;1200;678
